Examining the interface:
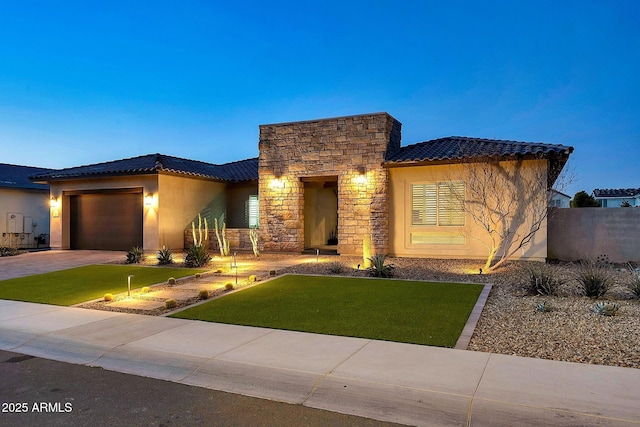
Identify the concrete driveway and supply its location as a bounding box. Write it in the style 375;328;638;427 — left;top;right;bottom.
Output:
0;250;125;281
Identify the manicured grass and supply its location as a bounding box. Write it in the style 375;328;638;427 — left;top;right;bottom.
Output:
171;275;483;348
0;265;205;306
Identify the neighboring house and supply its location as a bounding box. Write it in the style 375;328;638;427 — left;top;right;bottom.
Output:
549;189;571;208
0;163;53;249
32;112;573;262
593;188;640;207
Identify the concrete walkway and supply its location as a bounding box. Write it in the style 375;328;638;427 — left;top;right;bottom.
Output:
1;299;639;426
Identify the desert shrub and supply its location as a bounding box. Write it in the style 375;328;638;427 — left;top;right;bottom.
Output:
157;246;174;265
520;263;565;296
368;254;395;278
184;244;211;268
269;270;276;276
328;262;343;274
165;299;177;309
125;246;144;264
168;277;176;285
103;293;114;302
576;259;614;298
198;289;209;300
592;301;620;316
248;275;257;283
225;283;234;291
0;247;19;257
141;286;151;293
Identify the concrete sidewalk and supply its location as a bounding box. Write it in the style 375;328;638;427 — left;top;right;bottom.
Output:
1;299;638;426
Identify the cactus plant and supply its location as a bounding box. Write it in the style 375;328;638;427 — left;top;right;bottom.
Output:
214;215;230;257
165;299;177;309
249;227;260;257
198;289;209;300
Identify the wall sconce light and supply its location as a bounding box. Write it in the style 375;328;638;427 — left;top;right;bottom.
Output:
50;196;59;208
270;177;285;189
144;193;155;207
355;167;367;185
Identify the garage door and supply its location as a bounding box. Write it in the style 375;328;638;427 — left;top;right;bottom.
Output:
69;192;143;250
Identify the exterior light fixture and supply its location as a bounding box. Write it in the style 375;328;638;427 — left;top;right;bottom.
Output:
49;196;59;208
144;193;155;207
270;177;285;189
355;167;367;185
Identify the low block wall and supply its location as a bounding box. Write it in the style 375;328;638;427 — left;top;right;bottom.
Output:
548;208;640;263
184;228;254;253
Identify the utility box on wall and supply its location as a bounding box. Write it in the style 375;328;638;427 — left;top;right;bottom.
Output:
23;216;33;234
7;213;24;233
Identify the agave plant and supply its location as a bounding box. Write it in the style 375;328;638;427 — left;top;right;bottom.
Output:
535;301;551;313
184;244;211;268
368;254;395;278
125;246;144;264
157;246;174;265
591;301;620;317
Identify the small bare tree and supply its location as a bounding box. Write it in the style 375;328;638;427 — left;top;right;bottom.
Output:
451;155;572;272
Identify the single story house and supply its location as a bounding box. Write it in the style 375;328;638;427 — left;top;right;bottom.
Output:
593;188;640;208
1;163;53;249
549;189;571;208
31;112;573;262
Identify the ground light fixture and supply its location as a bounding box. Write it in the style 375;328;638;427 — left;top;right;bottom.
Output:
128;275;134;297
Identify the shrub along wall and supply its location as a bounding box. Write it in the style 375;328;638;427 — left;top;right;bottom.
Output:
547;207;640;263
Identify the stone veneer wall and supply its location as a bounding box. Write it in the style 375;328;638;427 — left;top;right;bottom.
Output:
258;113;401;255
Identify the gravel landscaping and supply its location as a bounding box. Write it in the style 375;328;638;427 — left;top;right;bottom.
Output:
280;256;640;369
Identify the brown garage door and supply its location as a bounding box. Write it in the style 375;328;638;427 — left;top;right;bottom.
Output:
69;191;143;251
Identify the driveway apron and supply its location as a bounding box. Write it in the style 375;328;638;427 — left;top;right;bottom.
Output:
0;250;125;280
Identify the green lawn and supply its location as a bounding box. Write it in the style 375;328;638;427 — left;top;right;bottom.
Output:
0;265;205;306
171;275;483;347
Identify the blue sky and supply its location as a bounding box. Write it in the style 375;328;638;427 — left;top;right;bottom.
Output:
1;0;638;197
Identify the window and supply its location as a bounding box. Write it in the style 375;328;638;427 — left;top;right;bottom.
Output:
247;195;259;228
412;182;464;226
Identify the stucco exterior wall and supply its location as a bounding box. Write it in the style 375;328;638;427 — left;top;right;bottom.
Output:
226;181;258;228
388;160;548;262
157;174;226;250
258;112;401;255
548;207;640;263
0;188;50;248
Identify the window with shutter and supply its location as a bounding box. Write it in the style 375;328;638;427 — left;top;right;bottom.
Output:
411;181;464;227
248;195;259;228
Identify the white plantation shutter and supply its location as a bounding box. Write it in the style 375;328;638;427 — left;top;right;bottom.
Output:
438;182;464;226
412;182;464;227
248;195;259;228
412;184;436;225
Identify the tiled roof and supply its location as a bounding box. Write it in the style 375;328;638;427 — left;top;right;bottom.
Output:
593;188;640;198
30;154;258;183
0;163;52;190
385;136;574;164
